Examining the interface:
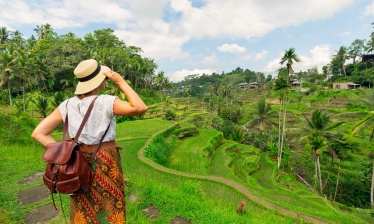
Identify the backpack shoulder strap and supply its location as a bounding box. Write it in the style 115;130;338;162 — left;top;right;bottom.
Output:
73;96;99;143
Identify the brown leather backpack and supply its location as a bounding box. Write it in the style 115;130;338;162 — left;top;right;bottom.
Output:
42;96;108;208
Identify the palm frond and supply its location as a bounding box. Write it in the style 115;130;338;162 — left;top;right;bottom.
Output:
325;122;345;131
352;115;374;135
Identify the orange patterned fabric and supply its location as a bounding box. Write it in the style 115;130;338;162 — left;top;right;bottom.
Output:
70;141;126;224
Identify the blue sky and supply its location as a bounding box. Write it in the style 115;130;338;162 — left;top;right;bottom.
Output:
1;0;374;82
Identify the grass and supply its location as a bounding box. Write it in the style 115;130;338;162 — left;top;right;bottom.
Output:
0;144;53;223
209;140;239;180
245;153;369;223
118;121;299;223
2;87;374;223
0;119;297;223
167;129;221;174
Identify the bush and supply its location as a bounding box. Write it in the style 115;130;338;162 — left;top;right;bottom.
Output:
267;141;278;157
116;115;136;123
244;130;276;151
164;109;176;121
304;86;317;96
144;135;176;166
226;145;260;179
191;115;206;128
0;112;38;145
346;102;366;111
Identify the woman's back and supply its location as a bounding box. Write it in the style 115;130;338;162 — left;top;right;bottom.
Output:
59;95;117;144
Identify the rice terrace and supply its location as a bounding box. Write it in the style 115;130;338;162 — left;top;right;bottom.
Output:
2;23;374;223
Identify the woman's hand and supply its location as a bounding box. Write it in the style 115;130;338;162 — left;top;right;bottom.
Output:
31;107;63;147
104;70;148;116
104;70;125;86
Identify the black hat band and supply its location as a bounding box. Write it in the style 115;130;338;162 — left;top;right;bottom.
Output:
78;64;101;82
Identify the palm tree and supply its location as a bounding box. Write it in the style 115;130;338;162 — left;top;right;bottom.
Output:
352;89;374;141
301;109;345;194
32;95;49;118
247;98;277;131
141;57;157;90
51;91;66;108
334;46;348;76
16;49;35;111
10;30;24;47
218;83;231;107
184;87;191;110
274;76;290;170
230;128;246;144
34;25;45;40
366;22;374;53
0;26;10;45
328;140;354;201
33;24;54;40
280;48;301;80
351;89;374;207
0;44;17;106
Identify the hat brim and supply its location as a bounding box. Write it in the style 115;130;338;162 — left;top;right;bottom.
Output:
74;66;110;95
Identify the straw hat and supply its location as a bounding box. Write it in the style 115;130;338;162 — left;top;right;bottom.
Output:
74;59;110;95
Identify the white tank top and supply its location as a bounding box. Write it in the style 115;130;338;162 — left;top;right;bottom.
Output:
59;95;117;144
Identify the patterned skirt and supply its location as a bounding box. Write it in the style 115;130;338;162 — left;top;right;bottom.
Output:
70;140;126;224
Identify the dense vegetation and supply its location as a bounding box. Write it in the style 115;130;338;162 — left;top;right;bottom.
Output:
1;22;374;223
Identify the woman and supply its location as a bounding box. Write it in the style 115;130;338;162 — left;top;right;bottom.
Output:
32;59;148;223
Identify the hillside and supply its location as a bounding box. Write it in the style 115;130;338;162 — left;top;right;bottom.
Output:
1;86;374;223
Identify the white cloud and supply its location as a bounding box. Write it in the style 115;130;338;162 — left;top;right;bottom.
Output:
0;0;133;29
171;0;354;39
263;45;331;74
255;50;268;61
0;0;357;76
240;50;268;61
263;57;282;74
114;19;190;60
217;44;246;54
364;1;374;16
169;68;216;82
170;0;193;12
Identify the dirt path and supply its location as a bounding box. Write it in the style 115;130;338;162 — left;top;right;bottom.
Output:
137;125;328;224
18;172;60;223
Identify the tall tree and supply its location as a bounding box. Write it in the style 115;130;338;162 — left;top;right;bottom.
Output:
33;23;54;40
274;76;290;170
301;109;345;194
0;26;10;45
0;43;16;106
10;30;25;48
280;48;301;80
16;49;37;111
365;22;374;53
352;89;374;141
247;98;277;131
348;39;365;64
218;83;231;107
34;25;45;40
351;89;374;206
334;46;348;76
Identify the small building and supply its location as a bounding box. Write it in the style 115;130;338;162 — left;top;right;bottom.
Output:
238;83;249;89
238;82;263;89
162;89;172;94
249;82;263;89
332;82;361;90
289;79;301;86
362;54;374;63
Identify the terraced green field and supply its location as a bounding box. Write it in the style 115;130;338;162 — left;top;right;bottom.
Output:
1;119;373;223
